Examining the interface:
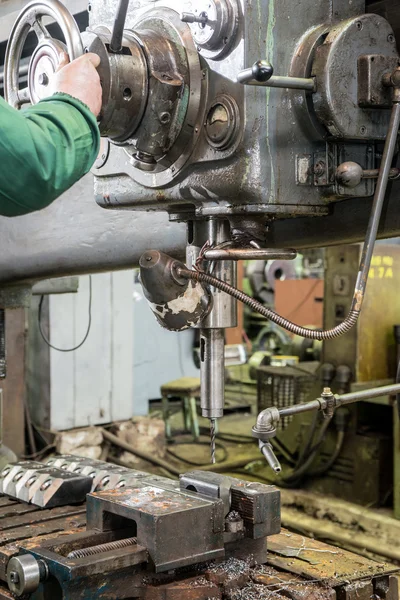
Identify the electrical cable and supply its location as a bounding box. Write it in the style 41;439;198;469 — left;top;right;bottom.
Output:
166;439;229;465
198;426;255;444
180;266;359;341
276;416;332;486
38;276;92;353
101;428;182;476
295;410;319;468
307;431;345;477
21;443;56;461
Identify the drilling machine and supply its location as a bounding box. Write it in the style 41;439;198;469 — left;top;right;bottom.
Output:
4;0;400;465
3;1;400;596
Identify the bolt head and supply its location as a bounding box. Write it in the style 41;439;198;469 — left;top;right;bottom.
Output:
159;112;171;125
40;480;52;491
38;73;49;86
9;571;19;584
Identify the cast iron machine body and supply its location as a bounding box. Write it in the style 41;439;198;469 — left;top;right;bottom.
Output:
4;0;400;457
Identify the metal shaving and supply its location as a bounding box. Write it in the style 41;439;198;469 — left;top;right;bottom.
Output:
228;583;283;599
226;511;242;521
208;557;251;580
189;577;215;588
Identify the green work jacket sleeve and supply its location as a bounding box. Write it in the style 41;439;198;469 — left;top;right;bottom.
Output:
0;93;100;217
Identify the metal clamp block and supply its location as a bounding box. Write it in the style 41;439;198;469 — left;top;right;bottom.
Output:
28;468;93;508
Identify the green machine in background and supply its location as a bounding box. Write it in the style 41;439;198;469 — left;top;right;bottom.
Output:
254;244;400;515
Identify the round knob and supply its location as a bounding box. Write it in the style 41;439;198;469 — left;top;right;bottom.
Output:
335;162;364;188
252;60;274;83
7;555;42;597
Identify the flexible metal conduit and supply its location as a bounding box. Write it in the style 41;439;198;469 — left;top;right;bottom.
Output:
180;100;400;341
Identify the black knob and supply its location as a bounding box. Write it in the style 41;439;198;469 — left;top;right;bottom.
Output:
252;61;274;83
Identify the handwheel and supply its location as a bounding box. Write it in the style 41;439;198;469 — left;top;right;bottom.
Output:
4;0;84;109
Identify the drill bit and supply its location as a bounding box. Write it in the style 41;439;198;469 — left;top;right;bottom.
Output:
210;419;216;464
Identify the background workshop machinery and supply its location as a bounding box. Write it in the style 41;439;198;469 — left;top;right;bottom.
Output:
1;0;400;596
1;0;400;458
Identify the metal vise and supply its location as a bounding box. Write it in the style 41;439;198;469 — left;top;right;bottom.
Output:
3;457;280;598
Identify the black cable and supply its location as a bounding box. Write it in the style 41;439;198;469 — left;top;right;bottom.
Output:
295;411;319;468
198;426;255;444
102;428;181;476
277;416;332;486
38;276;92;353
21;443;56;461
166;440;229;465
308;431;345;477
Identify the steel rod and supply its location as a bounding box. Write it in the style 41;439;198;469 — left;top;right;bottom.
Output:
353;100;400;310
244;76;315;91
279;400;323;418
362;168;400;180
280;384;400;420
336;383;400;406
110;0;129;53
203;248;297;261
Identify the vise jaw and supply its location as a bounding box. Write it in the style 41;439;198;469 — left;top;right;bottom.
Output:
87;470;280;572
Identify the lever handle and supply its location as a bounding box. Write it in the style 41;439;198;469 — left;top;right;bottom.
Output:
181;12;209;25
203;248;297;261
336;161;400;189
110;0;129;53
237;60;316;92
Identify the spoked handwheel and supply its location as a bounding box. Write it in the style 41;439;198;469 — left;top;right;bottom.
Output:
4;0;84;109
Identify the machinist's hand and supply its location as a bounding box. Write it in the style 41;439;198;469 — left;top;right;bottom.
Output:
50;52;102;117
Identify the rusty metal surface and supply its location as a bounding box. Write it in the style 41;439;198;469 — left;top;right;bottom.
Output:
267;529;395;586
87;483;227;572
0;499;397;598
142;576;222;599
0;499;86;581
251;568;335;599
323;244;400;382
0;512;86;547
0;461;397;598
0;586;13;600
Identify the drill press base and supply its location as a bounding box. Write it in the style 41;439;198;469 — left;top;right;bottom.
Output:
0;457;397;599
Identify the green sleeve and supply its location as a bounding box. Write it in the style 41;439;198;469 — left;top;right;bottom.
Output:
0;93;100;217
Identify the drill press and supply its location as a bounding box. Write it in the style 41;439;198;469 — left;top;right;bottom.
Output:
5;0;400;460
